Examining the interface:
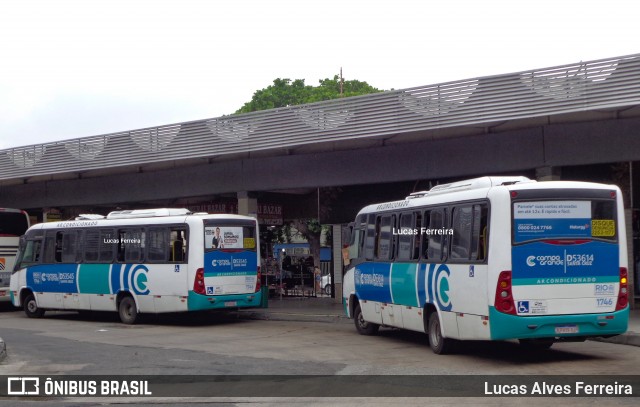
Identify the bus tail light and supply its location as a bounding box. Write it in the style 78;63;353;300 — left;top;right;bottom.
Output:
494;270;516;315
615;267;628;311
255;266;261;293
194;267;206;295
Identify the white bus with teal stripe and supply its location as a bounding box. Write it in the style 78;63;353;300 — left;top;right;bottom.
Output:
343;177;629;354
9;209;262;324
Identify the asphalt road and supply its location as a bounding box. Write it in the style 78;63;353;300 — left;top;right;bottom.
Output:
1;304;639;405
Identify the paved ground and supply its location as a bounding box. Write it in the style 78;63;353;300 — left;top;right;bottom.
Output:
238;295;640;347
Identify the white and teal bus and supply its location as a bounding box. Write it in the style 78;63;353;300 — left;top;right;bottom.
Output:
1;208;30;302
343;177;629;354
10;208;262;323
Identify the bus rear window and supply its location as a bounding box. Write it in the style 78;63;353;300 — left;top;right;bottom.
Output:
204;224;256;251
0;212;29;237
513;200;617;244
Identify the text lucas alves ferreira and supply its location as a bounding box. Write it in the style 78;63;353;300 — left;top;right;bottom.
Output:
485;381;634;396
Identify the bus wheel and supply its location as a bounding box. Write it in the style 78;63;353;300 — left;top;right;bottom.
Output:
354;303;379;335
23;294;45;318
118;296;139;325
519;338;554;350
428;312;453;354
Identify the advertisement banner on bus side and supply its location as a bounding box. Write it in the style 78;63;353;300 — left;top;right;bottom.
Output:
26;264;79;293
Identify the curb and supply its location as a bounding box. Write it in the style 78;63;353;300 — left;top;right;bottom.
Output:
0;337;6;363
237;310;351;324
591;331;640;347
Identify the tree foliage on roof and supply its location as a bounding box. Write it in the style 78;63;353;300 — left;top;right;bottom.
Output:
235;75;379;289
235;75;383;114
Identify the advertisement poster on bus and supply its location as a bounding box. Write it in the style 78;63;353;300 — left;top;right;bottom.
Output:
205;227;244;249
513;201;594;243
512;200;619;286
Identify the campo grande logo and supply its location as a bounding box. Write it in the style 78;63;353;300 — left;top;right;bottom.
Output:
526;256;536;267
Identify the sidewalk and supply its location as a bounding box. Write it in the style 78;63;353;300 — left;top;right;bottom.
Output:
238;295;349;324
237;296;640;347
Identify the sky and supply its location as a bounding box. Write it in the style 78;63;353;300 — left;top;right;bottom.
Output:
0;0;638;150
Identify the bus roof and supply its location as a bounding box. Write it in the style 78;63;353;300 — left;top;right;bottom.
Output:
0;208;29;215
28;211;258;231
357;177;620;216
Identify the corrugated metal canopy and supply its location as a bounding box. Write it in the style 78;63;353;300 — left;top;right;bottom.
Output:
1;53;639;182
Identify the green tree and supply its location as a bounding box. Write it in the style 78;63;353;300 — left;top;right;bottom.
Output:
235;75;382;114
236;75;381;283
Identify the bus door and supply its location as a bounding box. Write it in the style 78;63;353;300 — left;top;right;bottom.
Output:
203;220;259;297
511;193;621;320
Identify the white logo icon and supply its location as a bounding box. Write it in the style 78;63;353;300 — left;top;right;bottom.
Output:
7;377;40;395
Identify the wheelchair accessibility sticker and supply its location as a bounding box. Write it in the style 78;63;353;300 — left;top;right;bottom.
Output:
518;301;529;313
517;300;548;315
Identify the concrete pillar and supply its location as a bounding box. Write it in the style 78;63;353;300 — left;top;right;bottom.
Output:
332;224;343;304
536;166;561;181
237;191;257;218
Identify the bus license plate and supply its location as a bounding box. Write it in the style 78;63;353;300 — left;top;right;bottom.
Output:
224;301;237;307
555;325;579;334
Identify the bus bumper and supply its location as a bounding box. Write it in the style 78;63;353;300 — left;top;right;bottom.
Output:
488;306;629;340
187;291;262;311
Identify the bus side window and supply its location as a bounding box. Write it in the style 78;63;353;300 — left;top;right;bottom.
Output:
170;227;187;262
118;228;144;263
364;214;376;260
375;215;394;260
99;229;116;263
397;212;414;261
148;227;169;262
451;206;473;260
49;230;80;263
473;204;489;261
451;203;488;262
62;231;81;263
424;208;446;262
84;229;100;262
43;231;57;263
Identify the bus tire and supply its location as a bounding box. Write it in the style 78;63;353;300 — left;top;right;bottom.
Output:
428;312;453;354
354;303;379;335
118;296;139;325
519;338;554;350
23;293;45;318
